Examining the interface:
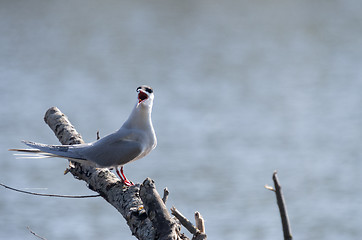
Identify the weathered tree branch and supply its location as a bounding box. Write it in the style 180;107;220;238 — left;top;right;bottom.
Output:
43;107;189;239
265;171;293;240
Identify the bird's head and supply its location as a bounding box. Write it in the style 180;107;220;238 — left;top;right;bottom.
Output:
136;85;154;108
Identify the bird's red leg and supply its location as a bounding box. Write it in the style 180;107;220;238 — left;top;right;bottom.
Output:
121;166;134;186
116;166;133;186
116;167;125;181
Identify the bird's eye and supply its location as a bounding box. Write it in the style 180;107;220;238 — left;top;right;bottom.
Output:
145;87;153;94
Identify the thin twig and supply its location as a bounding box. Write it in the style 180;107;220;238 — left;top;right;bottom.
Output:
27;226;47;240
96;130;100;140
171;206;198;235
271;171;293;240
264;184;275;192
0;183;100;198
162;187;169;204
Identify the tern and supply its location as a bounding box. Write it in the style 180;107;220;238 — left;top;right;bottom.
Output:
9;85;157;186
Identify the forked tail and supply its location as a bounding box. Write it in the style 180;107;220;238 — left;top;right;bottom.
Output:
9;140;91;166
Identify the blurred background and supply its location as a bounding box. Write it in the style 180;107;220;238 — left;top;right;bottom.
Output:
1;0;361;239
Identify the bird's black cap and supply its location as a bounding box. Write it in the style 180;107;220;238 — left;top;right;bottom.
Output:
137;85;153;94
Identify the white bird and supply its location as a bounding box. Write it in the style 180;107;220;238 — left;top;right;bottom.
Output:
9;85;157;186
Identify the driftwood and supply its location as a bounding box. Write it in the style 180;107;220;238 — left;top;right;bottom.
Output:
43;107;206;240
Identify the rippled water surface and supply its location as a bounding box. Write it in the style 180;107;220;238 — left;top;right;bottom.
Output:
1;1;362;239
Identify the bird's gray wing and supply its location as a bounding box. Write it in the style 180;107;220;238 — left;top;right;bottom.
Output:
81;137;144;168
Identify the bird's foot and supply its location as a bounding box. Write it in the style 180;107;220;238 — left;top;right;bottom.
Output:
116;167;134;186
123;179;134;186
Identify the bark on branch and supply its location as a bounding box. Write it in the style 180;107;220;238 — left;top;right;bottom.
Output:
42;107;193;240
140;178;181;240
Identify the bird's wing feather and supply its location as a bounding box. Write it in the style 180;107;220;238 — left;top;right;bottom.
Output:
82;138;143;167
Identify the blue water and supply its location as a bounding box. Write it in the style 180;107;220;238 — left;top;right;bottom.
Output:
1;1;361;239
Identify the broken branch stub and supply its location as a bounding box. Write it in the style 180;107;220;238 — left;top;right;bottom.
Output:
140;178;181;240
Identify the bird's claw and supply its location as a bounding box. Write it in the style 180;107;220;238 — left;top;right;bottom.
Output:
123;179;134;186
116;167;134;186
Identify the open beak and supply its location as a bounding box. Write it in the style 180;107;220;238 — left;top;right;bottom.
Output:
137;90;149;107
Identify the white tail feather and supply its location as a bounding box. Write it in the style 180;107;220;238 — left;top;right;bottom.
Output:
9;149;94;166
13;153;56;159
